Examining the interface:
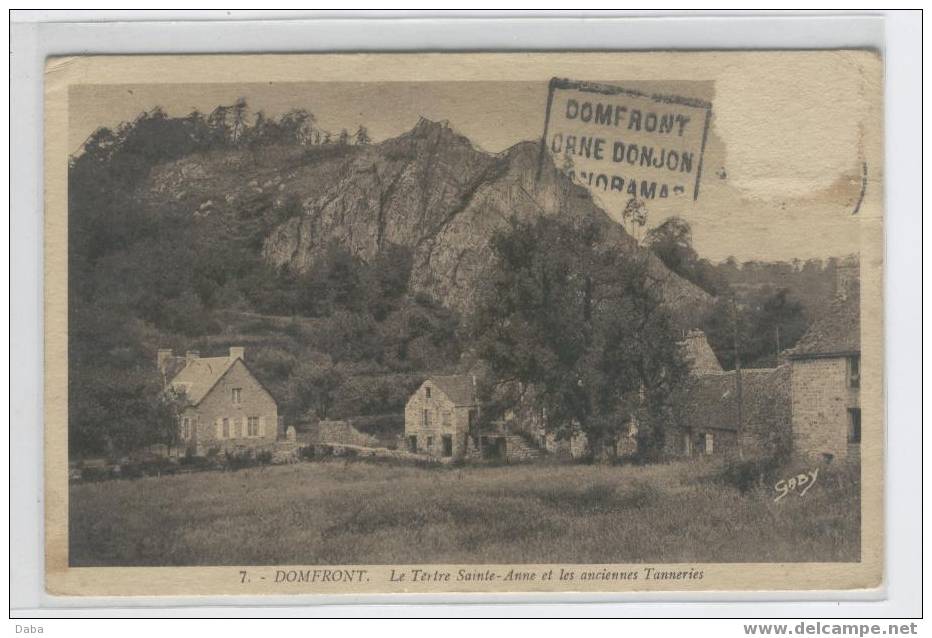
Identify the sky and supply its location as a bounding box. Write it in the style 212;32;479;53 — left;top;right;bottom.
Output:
70;70;877;263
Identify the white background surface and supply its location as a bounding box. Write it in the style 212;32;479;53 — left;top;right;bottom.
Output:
7;7;924;626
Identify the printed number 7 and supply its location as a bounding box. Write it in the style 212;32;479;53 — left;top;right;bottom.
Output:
240;570;248;584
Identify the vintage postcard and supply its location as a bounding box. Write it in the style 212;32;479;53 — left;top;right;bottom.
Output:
44;52;884;596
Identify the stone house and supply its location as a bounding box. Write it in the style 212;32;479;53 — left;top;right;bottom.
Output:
669;365;792;457
785;289;861;461
158;347;280;456
404;375;479;460
668;331;792;458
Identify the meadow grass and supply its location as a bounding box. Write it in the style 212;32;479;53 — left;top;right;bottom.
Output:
69;457;859;566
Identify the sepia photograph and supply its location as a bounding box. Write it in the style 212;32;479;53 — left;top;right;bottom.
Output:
42;51;884;595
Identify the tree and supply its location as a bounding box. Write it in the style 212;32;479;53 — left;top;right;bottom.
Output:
248;110;280;147
153;386;189;455
338;128;350;146
279;108;315;145
702;287;807;370
354;125;372;145
621;197;649;242
230;97;249;144
560;152;575;179
207;104;232;146
288;353;344;420
645;216;696;273
645;216;727;296
184;109;210;148
472;216;687;459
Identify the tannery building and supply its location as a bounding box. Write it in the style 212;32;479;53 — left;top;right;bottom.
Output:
404;375;479;460
785;277;861;461
668;330;792;458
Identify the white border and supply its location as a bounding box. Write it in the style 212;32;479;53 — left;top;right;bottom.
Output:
8;9;922;618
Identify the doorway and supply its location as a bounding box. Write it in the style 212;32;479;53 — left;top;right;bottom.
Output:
441;434;453;457
481;436;506;460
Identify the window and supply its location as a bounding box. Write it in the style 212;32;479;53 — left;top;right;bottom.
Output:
704;432;714;455
232;388;242;404
423;409;431;427
426;436;433;450
181;417;191;439
222;417;230;438
847;356;860;388
442;411;451;427
247;416;259;437
847;408;861;444
425;386;431;399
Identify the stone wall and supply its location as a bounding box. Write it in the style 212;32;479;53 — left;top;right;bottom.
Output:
791;357;859;459
313;420;382;448
499;435;543;461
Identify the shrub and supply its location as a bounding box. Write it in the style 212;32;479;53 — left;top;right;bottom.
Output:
118;463;145;480
256;450;273;465
351;413;404;436
298;445;316;460
719;455;783;493
139;458;178;477
178;455;211;470
224;450;256;471
80;466;110;482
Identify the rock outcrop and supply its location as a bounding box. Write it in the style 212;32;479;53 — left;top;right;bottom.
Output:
146;118;712;318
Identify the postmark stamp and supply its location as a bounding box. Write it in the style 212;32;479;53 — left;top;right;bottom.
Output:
538;78;712;201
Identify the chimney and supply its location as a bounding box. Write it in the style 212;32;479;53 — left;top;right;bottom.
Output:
229;346;245;361
157;348;173;376
185;350;200;365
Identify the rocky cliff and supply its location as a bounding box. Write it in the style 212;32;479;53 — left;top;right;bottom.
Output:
146;118;711;318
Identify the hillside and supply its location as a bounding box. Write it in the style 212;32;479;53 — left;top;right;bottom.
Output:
69;112;711;457
143;118;711;317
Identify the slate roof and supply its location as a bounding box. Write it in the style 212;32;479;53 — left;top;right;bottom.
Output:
169;356;238;405
786;293;860;359
672;366;791;433
428;375;477;407
679;330;723;375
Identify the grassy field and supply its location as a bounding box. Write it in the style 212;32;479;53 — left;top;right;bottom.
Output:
69;457;859;566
